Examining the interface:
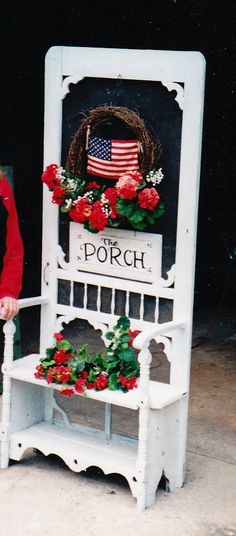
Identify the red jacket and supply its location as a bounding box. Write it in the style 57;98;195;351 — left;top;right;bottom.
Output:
0;176;24;299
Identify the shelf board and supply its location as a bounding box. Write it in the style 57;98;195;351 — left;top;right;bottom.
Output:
9;421;137;478
8;354;187;410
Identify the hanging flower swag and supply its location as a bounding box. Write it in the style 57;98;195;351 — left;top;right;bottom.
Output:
42;164;164;233
34;316;140;396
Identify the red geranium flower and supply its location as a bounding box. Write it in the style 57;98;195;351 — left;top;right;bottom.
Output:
74;377;86;393
52;185;66;205
69;198;92;223
53;349;68;365
95;373;108;390
86;181;100;190
41;164;59;190
127;171;143;184
54;332;64;342
138;188;160;210
104;188;119;219
54;365;71;383
46;367;55;384
85;381;96;390
116;175;139;200
65;353;75;360
104;187;118;205
34;364;45;379
118;374;138;390
128;329;140;347
60;388;75;396
89;201;108;231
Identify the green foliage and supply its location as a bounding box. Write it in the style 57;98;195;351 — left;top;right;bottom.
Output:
117;316;130;330
108;372;122;391
36;316;140;394
58;339;73;351
116;198;165;230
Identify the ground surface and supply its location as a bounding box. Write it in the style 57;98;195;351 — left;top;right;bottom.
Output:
0;306;236;535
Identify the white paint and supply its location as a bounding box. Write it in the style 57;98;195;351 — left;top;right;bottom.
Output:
0;46;206;511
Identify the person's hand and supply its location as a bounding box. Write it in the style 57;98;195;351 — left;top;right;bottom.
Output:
0;297;19;321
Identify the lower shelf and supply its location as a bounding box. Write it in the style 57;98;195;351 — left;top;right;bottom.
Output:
9;421;138;484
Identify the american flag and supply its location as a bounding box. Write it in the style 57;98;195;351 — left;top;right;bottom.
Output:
87;136;140;179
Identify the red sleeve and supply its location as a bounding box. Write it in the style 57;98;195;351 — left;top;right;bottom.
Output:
0;177;24;299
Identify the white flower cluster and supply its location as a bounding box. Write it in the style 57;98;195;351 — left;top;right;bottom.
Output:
56;166;66;181
101;193;111;215
146;167;164;186
64;198;73;209
83;190;94;201
63;177;78;192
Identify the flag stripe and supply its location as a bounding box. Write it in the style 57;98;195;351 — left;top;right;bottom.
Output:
87;168;139;179
88;155;138;168
87;136;140;179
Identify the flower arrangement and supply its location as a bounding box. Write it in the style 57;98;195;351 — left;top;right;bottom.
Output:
34;316;140;396
42;164;164;233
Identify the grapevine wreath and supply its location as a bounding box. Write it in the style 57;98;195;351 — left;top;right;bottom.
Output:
42;105;165;233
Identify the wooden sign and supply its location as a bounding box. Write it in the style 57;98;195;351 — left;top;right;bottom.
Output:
69;224;162;283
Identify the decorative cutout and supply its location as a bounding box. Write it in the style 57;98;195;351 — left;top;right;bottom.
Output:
57;245;76;270
61;74;84;100
55;314;76;332
159;264;176;288
88;320;109;346
154;335;172;364
61;75;184;112
52;394;75;430
161;81;184;110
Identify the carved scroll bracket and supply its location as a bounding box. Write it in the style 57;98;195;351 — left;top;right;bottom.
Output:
61;74;184;113
161;81;184;110
52;394;76;430
61;74;84;100
154;335;172;364
57;245;76;270
159;264;176;288
55;314;76;333
87;320;109;347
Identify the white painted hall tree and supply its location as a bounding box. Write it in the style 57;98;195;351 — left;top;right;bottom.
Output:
0;47;205;510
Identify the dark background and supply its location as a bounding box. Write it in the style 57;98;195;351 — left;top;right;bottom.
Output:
0;1;235;311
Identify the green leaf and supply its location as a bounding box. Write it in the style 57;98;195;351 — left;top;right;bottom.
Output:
105;358;120;370
120;333;130;343
153;202;165;218
60;203;70;213
116;199;135;218
46;347;57;358
128;208;146;224
116;316;130;330
93;354;106;369
144;211;156;225
77;344;89;359
131;220;147;231
107;219;122;228
40;358;55;368
118;347;136;362
88;369;98;382
121;360;139;376
105;331;115;340
108;373;121;391
70;371;79;382
69;360;85;374
58;340;72;351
